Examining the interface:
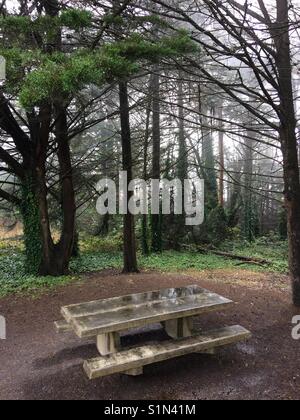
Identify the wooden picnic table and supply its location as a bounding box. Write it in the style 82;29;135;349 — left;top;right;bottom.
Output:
55;285;251;379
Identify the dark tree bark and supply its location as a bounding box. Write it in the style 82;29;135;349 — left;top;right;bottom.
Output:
35;104;54;274
175;76;188;245
54;104;76;273
36;104;76;276
141;76;153;256
242;127;255;242
272;0;300;305
217;107;225;207
151;68;162;253
119;81;139;273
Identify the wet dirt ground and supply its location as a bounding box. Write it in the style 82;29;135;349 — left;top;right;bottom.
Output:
0;269;299;400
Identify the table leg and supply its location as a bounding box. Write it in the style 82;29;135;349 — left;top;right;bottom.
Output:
162;318;217;354
162;317;194;339
96;332;120;356
96;332;143;376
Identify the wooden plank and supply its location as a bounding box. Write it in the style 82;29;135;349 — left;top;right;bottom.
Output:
83;325;251;380
62;286;233;338
54;320;73;333
62;286;208;322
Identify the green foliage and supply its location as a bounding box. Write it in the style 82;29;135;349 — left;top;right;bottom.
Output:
79;235;123;253
21;179;42;275
71;252;122;274
242;187;260;242
221;235;288;273
142;251;234;272
0;48;26;93
0;16;31;34
112;31;197;62
134;14;168;27
103;14;124;26
0;252;75;297
2;30;195;107
0;239;24;253
0;10;92;35
60;9;92;29
0;235;288;298
207;206;228;245
19;53;105;109
19;61;63;108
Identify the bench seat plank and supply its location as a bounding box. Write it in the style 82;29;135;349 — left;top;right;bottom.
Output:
62;285;233;338
84;325;251;379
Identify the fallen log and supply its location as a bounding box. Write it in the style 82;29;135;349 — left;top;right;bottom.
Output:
181;244;271;266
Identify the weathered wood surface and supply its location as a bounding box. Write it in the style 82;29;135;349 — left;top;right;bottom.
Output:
54;320;73;333
97;332;120;356
162;317;194;339
61;285;234;338
84;325;251;379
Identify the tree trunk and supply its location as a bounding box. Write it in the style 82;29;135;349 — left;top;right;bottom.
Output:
275;0;300;306
35;105;56;274
141;76;153;256
242;127;255;242
151;69;162;253
55;104;76;274
218;107;225;207
199;88;218;211
175;76;188;246
37;105;76;276
281;128;300;306
119;81;139;273
21;176;43;275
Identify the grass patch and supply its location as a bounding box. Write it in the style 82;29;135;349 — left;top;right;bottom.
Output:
219;236;288;274
141;251;237;272
0;236;288;297
0;252;76;297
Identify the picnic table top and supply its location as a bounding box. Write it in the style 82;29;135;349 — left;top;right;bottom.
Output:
61;285;233;338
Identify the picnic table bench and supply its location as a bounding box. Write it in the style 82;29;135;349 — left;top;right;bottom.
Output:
55;285;251;379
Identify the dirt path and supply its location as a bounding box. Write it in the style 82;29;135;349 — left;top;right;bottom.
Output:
0;269;299;400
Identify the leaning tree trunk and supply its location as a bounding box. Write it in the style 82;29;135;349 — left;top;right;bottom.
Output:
119;81;139;273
